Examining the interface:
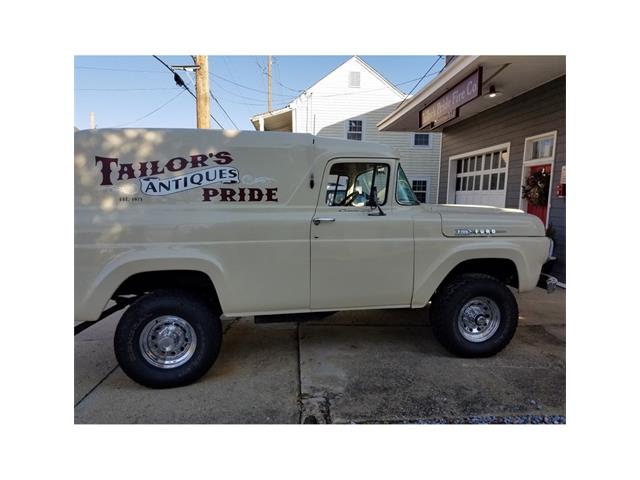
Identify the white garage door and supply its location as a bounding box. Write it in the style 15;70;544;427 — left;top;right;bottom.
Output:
454;147;508;207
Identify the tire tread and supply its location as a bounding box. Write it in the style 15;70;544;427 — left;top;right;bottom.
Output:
431;273;518;357
114;288;222;388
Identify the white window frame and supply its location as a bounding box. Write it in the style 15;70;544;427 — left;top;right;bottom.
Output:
348;71;361;88
345;118;366;141
412;133;432;148
446;142;511;206
409;176;430;203
518;131;558;226
523;130;557;165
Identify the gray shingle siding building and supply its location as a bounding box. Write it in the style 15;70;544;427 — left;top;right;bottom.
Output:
378;56;566;284
438;76;566;282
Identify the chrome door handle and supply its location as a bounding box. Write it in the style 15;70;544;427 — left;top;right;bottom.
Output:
312;217;336;225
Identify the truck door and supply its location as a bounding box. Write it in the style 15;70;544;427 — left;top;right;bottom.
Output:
310;159;414;309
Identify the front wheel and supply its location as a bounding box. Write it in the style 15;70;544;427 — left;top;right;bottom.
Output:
430;273;518;357
114;289;222;388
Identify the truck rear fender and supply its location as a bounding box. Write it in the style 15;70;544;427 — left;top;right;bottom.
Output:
77;248;227;321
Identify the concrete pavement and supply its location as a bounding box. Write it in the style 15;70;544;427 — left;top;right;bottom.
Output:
74;288;565;424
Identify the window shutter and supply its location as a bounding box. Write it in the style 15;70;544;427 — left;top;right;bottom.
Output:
348;71;361;88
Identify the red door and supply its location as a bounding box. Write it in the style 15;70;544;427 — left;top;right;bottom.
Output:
526;164;551;225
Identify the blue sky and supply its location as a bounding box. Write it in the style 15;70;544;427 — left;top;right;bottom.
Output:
74;55;444;131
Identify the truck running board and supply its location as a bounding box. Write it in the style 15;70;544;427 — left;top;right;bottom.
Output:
254;311;336;324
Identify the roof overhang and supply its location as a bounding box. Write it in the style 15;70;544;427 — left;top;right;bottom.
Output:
378;55;566;132
250;106;293;132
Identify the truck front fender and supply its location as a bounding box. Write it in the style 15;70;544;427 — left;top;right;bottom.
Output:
411;239;544;308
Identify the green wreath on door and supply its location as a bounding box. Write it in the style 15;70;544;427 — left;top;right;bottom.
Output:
521;169;550;207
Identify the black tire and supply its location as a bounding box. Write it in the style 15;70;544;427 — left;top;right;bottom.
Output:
114;289;222;388
430;273;518;357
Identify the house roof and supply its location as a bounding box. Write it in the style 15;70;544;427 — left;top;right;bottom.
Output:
378;55;566;132
249;105;293;131
250;56;405;130
296;55;405;99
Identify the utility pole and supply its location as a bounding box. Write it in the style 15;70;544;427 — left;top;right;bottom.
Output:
267;55;273;112
194;55;211;129
89;112;96;129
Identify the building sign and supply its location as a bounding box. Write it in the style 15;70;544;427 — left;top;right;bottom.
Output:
419;68;483;130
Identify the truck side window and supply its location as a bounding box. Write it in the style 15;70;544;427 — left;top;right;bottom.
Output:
325;163;389;207
396;164;420;205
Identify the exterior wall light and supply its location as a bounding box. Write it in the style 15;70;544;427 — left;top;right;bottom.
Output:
486;85;502;98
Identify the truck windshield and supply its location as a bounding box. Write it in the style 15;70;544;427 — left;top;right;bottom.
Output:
396;164;420;205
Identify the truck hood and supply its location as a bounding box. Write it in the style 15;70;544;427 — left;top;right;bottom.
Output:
427;204;546;237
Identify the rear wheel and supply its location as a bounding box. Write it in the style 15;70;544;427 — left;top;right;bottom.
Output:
430;273;518;357
114;289;222;388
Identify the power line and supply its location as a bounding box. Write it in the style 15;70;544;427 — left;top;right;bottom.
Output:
209;71;295;98
184;68;240;130
153;55;190;89
212;68;433;101
109;89;187;127
76;61;443;119
180;57;239;130
255;56;264;73
250;72;441;100
75;66;167;74
182;67;228;130
221;56;255;118
76;63;293;97
182;56;239;129
210;77;291;107
208;95;288;107
75;87;180;91
273;57;303;93
300;74;439;99
275;75;302;93
209;68;441;104
75;64;434;100
209;91;239;129
393;56;443;111
273;59;283;99
389;73;440;92
152;55;224;128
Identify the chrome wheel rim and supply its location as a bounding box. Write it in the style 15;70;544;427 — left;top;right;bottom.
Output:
457;296;501;342
139;316;197;369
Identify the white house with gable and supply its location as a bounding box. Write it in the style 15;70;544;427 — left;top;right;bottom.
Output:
250;56;442;203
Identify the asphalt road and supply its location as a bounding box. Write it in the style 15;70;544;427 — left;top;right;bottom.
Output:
74;288;565;424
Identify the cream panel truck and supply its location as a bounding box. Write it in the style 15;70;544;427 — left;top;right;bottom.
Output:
75;129;557;388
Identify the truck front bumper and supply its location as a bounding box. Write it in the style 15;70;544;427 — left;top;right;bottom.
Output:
537;241;559;293
537;272;559;293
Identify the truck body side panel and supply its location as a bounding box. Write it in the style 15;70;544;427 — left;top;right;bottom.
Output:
75;130;318;321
